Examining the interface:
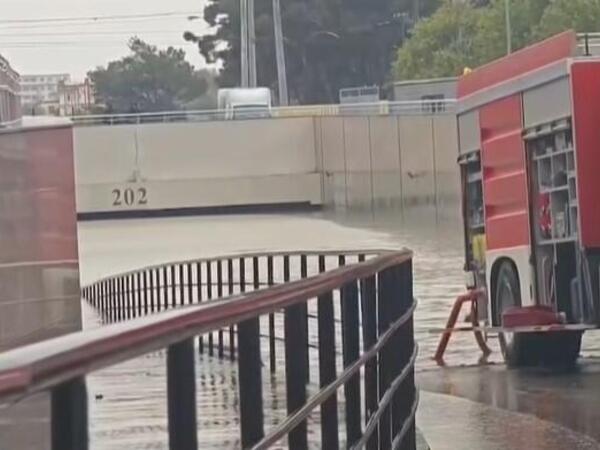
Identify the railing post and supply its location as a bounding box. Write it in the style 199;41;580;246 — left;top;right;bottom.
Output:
98;283;103;317
361;275;379;450
207;261;214;356
150;269;156;313
118;278;125;322
217;260;224;358
171;265;177;308
378;269;393;449
393;261;416;450
51;377;88;450
187;263;193;305
179;264;185;307
318;253;339;450
196;262;202;306
197;262;205;354
110;280;116;323
167;338;198;450
341;280;362;446
143;271;149;315
284;301;309;449
162;266;169;311
108;279;115;322
300;254;310;382
127;275;133;320
135;272;142;317
267;255;276;373
283;252;308;450
228;258;235;360
237;317;264;447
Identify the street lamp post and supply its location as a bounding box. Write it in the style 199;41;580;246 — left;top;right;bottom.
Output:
273;0;289;106
240;0;249;87
240;0;258;87
505;0;512;54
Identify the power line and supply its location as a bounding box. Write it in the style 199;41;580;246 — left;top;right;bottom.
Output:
0;11;201;25
0;41;195;48
0;30;186;38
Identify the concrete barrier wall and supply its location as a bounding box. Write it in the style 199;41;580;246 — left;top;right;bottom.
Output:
317;114;460;211
74;113;459;216
74;117;322;215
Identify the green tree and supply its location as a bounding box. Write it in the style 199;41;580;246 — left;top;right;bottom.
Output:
392;0;552;80
89;38;212;113
186;0;442;104
536;0;600;38
392;1;483;80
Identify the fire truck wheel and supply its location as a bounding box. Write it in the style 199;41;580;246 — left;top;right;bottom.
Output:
495;262;582;368
495;262;527;366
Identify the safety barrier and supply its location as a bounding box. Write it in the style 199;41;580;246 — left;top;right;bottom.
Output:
0;249;417;450
68;100;456;126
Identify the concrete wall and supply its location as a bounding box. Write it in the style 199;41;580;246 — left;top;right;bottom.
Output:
74;117;322;215
0;123;81;450
316;114;460;211
74;113;460;216
0;125;81;350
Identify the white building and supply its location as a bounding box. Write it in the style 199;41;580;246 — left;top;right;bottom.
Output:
58;79;94;116
0;54;21;123
20;73;70;113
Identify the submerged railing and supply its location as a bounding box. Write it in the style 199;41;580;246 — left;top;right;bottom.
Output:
0;249;417;450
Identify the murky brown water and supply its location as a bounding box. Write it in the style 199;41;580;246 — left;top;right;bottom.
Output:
73;209;600;449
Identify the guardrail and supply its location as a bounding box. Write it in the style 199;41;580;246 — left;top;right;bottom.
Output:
0;249;417;450
68;100;456;126
578;32;600;56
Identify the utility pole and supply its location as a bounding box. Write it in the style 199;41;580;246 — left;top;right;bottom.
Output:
413;0;420;22
240;0;249;87
505;0;512;54
240;0;257;87
248;0;257;87
273;0;289;105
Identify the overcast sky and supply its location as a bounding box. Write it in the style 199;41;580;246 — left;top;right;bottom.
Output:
0;0;211;80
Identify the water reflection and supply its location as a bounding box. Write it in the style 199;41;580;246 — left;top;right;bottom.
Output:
76;208;600;448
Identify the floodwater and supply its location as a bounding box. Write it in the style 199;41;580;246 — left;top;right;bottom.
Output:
7;208;600;449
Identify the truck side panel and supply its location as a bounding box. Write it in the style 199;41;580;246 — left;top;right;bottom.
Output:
479;95;530;250
571;61;600;248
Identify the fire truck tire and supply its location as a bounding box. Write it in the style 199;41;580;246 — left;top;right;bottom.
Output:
495;262;582;368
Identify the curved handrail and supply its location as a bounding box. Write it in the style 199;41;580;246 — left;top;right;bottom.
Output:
0;249;412;404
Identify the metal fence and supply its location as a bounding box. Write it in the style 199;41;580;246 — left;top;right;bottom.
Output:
68;100;456;126
0;249;417;450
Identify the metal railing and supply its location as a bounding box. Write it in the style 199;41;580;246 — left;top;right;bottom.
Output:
578;32;600;56
0;249;417;450
67;100;456;126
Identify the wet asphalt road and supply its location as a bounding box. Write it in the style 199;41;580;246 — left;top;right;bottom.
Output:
3;210;600;449
418;358;600;448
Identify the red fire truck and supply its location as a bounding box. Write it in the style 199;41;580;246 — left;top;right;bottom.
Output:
453;31;600;367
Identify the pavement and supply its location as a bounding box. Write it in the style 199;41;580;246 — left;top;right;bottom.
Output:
417;358;600;449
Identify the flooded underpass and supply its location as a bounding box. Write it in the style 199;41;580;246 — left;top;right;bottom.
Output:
76;208;600;449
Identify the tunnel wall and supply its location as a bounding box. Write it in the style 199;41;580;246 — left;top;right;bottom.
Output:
315;114;460;211
74;118;322;217
74;113;459;217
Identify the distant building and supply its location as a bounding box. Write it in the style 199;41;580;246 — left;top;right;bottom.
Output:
0;54;21;123
58;79;94;116
20;73;70;114
393;77;457;112
339;86;381;104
